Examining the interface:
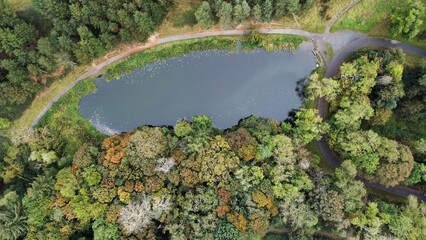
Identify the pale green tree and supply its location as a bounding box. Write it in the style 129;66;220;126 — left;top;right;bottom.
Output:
391;0;425;39
262;0;273;23
306;73;341;102
334;161;367;213
217;2;233;29
0;118;11;130
389;196;426;239
195;1;215;29
293;108;328;146
351;202;387;239
252;4;262;23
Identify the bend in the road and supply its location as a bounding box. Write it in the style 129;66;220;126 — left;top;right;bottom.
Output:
317;36;426;201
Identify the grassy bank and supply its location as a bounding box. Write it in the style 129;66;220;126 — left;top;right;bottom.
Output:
272;0;352;33
36;79;106;155
106;37;238;79
331;0;426;48
106;34;309;80
7;65;92;140
242;33;306;51
331;0;402;33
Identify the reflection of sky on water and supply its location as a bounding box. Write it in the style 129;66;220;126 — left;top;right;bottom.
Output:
79;42;317;135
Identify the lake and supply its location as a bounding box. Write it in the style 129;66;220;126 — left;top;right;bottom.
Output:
79;42;317;135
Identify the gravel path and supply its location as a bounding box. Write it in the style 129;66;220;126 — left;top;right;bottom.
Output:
30;1;426;201
324;0;361;34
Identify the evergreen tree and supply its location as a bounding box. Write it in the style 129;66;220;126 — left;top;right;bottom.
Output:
262;0;273;23
217;2;233;29
195;1;215;29
253;4;262;23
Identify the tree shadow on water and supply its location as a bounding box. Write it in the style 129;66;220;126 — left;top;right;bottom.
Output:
295;76;309;101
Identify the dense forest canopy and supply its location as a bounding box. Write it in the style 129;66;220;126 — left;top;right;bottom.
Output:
1;112;425;239
1;49;425;238
306;49;426;187
0;0;171;121
1;0;426;239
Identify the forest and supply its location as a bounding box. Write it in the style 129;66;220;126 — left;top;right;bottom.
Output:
0;0;171;121
1;47;426;239
1;0;426;239
308;48;426;189
194;0;315;29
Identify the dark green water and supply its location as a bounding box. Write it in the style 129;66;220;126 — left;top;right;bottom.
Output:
79;42;317;134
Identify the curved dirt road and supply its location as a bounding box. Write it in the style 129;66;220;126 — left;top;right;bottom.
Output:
317;35;426;201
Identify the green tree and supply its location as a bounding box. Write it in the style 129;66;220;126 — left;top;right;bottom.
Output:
212;0;224;12
92;218;120;240
406;163;426;184
125;127;170;175
370;108;393;126
390;0;425;39
174;120;192;137
235;165;265;191
234;2;250;25
252;4;262;23
374;143;414;187
351;202;386;239
279;196;318;236
233;4;245;25
69;188;106;225
83;165;102;186
287;0;301;14
413;138;426;155
54;168;78;198
419;74;426;86
0;118;11;130
23;172;55;231
293;108;328;146
186;116;213;154
310;189;344;224
194;136;239;184
330;96;374;131
262;0;273;23
275;0;301;18
0;192;27;240
215;221;240;240
241;0;251;21
388;196;426;239
29;150;59;166
334;161;366;213
74;26;105;63
333;130;382;174
217;2;233;29
195;1;215;29
387;61;404;82
1;144;30;183
274;0;287;18
306;73;341;102
134;11;155;37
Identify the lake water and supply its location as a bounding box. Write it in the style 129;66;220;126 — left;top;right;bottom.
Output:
79;42;317;135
